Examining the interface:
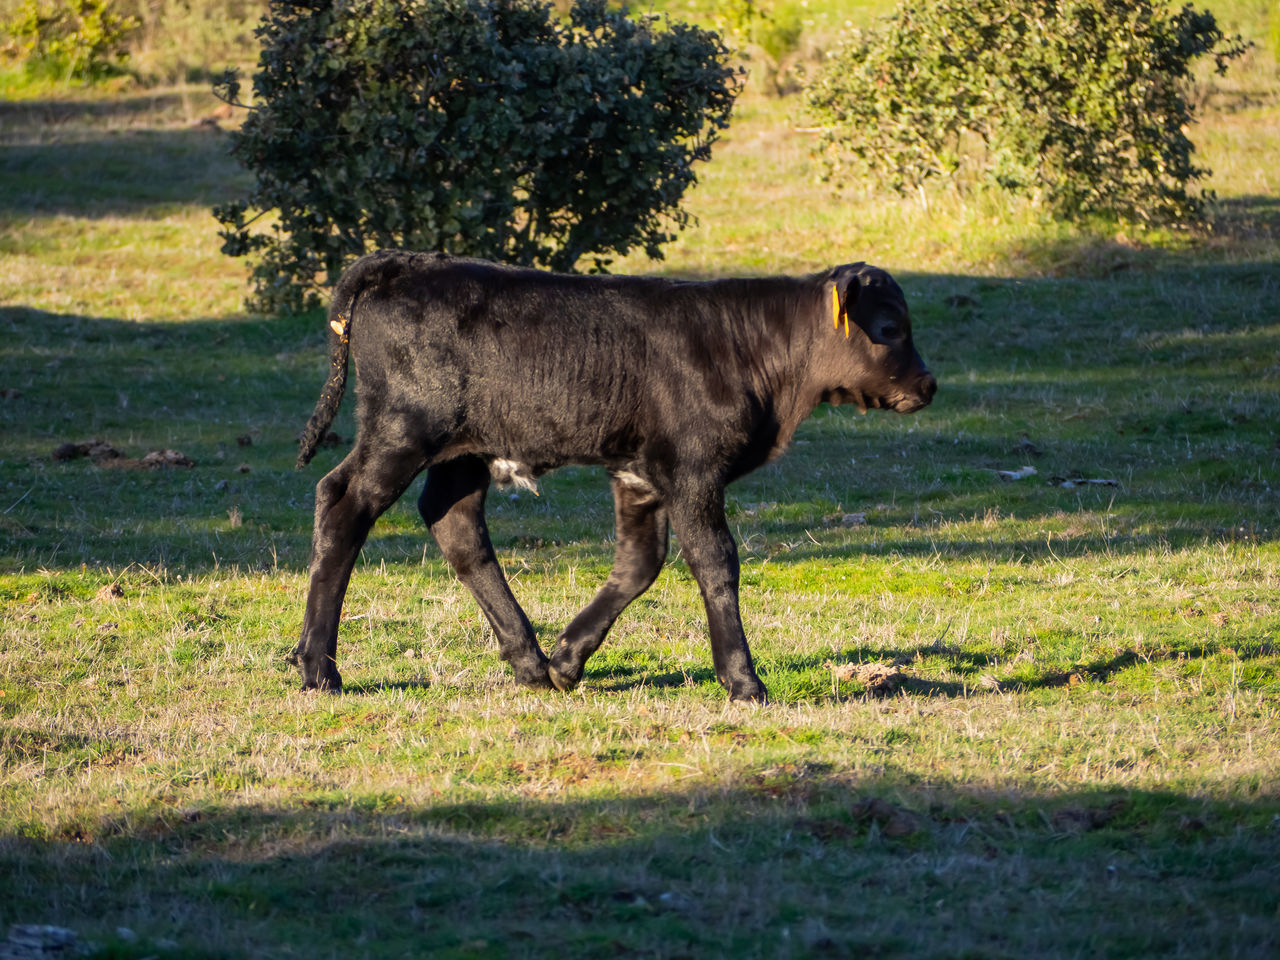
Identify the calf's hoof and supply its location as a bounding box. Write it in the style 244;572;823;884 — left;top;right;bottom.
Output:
547;662;580;693
299;666;343;693
725;678;768;704
547;639;585;692
510;657;556;691
517;671;556;691
292;649;343;692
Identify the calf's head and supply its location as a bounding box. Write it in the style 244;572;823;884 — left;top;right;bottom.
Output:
821;263;937;414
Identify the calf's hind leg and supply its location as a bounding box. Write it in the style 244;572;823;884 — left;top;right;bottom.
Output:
547;476;669;691
294;441;427;691
419;457;553;689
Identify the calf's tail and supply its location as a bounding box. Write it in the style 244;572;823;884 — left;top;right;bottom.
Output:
296;255;382;468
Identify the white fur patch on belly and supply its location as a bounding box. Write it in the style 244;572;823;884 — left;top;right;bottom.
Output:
613;470;656;494
489;458;539;494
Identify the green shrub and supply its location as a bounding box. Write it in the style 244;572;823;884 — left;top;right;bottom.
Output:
805;0;1248;225
714;0;806;95
3;0;139;82
214;0;739;314
755;1;802;64
718;0;801;62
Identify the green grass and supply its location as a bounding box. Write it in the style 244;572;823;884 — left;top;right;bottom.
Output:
2;6;1280;957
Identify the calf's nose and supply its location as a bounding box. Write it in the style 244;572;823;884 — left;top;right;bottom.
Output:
919;372;937;402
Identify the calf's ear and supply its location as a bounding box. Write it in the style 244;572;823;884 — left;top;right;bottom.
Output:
829;263;866;339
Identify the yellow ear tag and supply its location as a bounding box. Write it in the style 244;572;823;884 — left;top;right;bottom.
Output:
329;319;345;336
831;286;849;339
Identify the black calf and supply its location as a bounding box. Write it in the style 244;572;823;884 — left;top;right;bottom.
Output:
293;251;936;701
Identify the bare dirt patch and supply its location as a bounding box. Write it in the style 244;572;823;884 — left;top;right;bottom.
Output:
826;660;907;696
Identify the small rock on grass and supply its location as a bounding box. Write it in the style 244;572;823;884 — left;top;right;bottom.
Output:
2;924;80;957
996;465;1037;481
138;449;194;469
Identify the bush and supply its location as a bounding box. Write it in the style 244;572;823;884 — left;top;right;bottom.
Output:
805;0;1248;225
214;0;739;314
3;0;139;83
715;0;806;96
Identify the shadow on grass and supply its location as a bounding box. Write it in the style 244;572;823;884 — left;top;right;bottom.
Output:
972;215;1280;276
579;638;1264;703
0;126;247;217
0;91;195;130
0;776;1276;958
1212;195;1280;242
333;637;1269;705
582;660;975;699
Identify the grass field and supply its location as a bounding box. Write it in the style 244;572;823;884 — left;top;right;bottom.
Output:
2;4;1280;958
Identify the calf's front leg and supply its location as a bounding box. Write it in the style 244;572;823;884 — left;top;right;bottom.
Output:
668;490;767;703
